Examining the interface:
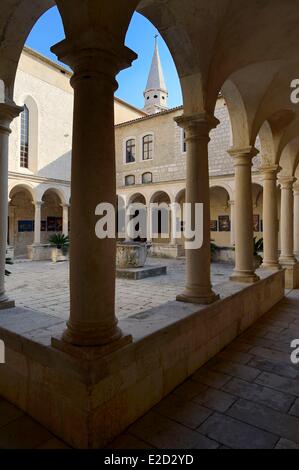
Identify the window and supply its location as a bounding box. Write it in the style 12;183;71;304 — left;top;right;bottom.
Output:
125;175;135;187
142;172;153;184
143;134;153;160
182;130;187;153
20;105;29;168
125;139;136;164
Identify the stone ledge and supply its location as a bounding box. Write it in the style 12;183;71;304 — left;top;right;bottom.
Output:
116;265;167;280
0;269;285;448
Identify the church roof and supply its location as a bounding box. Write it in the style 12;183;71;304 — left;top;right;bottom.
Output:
145;38;167;93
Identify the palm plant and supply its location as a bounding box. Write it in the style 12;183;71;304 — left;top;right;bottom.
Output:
253;237;263;267
49;233;69;256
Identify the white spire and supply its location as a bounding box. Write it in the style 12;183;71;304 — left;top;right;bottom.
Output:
143;36;168;114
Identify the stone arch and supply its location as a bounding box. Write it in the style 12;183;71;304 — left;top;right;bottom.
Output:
279;137;299;177
149;191;171;242
210;186;231;247
150;190;171;205
209;183;233;202
8;184;36;257
40;188;64;237
40;187;66;205
0;2;56;100
9;182;36;203
128;192;147;206
221;79;250;149
252;183;263;236
175;188;186;205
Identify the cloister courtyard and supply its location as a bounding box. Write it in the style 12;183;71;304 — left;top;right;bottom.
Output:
6;259;232;322
1;257;299;449
2;0;299;451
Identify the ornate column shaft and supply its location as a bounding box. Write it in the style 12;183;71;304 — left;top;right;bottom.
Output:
229;147;260;283
294;184;299;256
51;34;137;346
0;102;23;307
260;165;281;270
279;176;297;265
175;113;219;304
62;204;69;237
33;201;43;245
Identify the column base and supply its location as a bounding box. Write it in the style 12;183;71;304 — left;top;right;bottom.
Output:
261;262;282;271
230;271;260;283
0;298;15;310
0;293;15;310
51;332;132;361
279;256;297;266
176;289;220;305
59;320;124;347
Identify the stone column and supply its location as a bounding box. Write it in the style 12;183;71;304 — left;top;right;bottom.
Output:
0;103;23;307
260;165;281;270
229;200;235;246
175;113;219;304
294;184;299;257
33;201;43;245
51;36;137;346
279;176;297;265
62;204;69;237
229;147;260;283
147;204;152;242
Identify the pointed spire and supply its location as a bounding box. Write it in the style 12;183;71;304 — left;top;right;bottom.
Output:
143;36;168;114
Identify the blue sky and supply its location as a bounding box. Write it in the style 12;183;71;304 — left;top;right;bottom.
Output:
26;6;182;110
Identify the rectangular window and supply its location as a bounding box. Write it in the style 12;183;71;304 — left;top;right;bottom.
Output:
143;135;153;160
126;139;136;163
20;105;29;169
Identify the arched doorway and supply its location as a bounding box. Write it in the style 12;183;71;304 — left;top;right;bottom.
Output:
127;193;147;241
40;189;64;243
8;185;35;258
210;186;231;247
252;183;264;239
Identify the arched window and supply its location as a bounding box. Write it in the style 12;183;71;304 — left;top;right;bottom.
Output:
125;175;135;187
20;105;29;168
126;139;136;163
142;134;153;160
142;172;153;184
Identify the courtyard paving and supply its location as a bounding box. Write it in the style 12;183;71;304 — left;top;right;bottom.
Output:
1;259;299;449
6;258;233;320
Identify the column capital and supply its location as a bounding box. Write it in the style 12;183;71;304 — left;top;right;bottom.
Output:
278;176;297;190
259;164;281;180
0;102;23;134
293;183;299;195
228;200;235;207
33;201;43;207
61;203;70;209
174;112;219;142
228;146;259;167
51;31;137;89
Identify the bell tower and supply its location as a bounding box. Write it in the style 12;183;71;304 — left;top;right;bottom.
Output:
143;36;169;115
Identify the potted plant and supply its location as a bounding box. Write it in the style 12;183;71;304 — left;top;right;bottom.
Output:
253;237;264;269
49;233;69;263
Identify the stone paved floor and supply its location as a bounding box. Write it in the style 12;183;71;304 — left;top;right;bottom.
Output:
0;287;299;449
6;258;232;320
